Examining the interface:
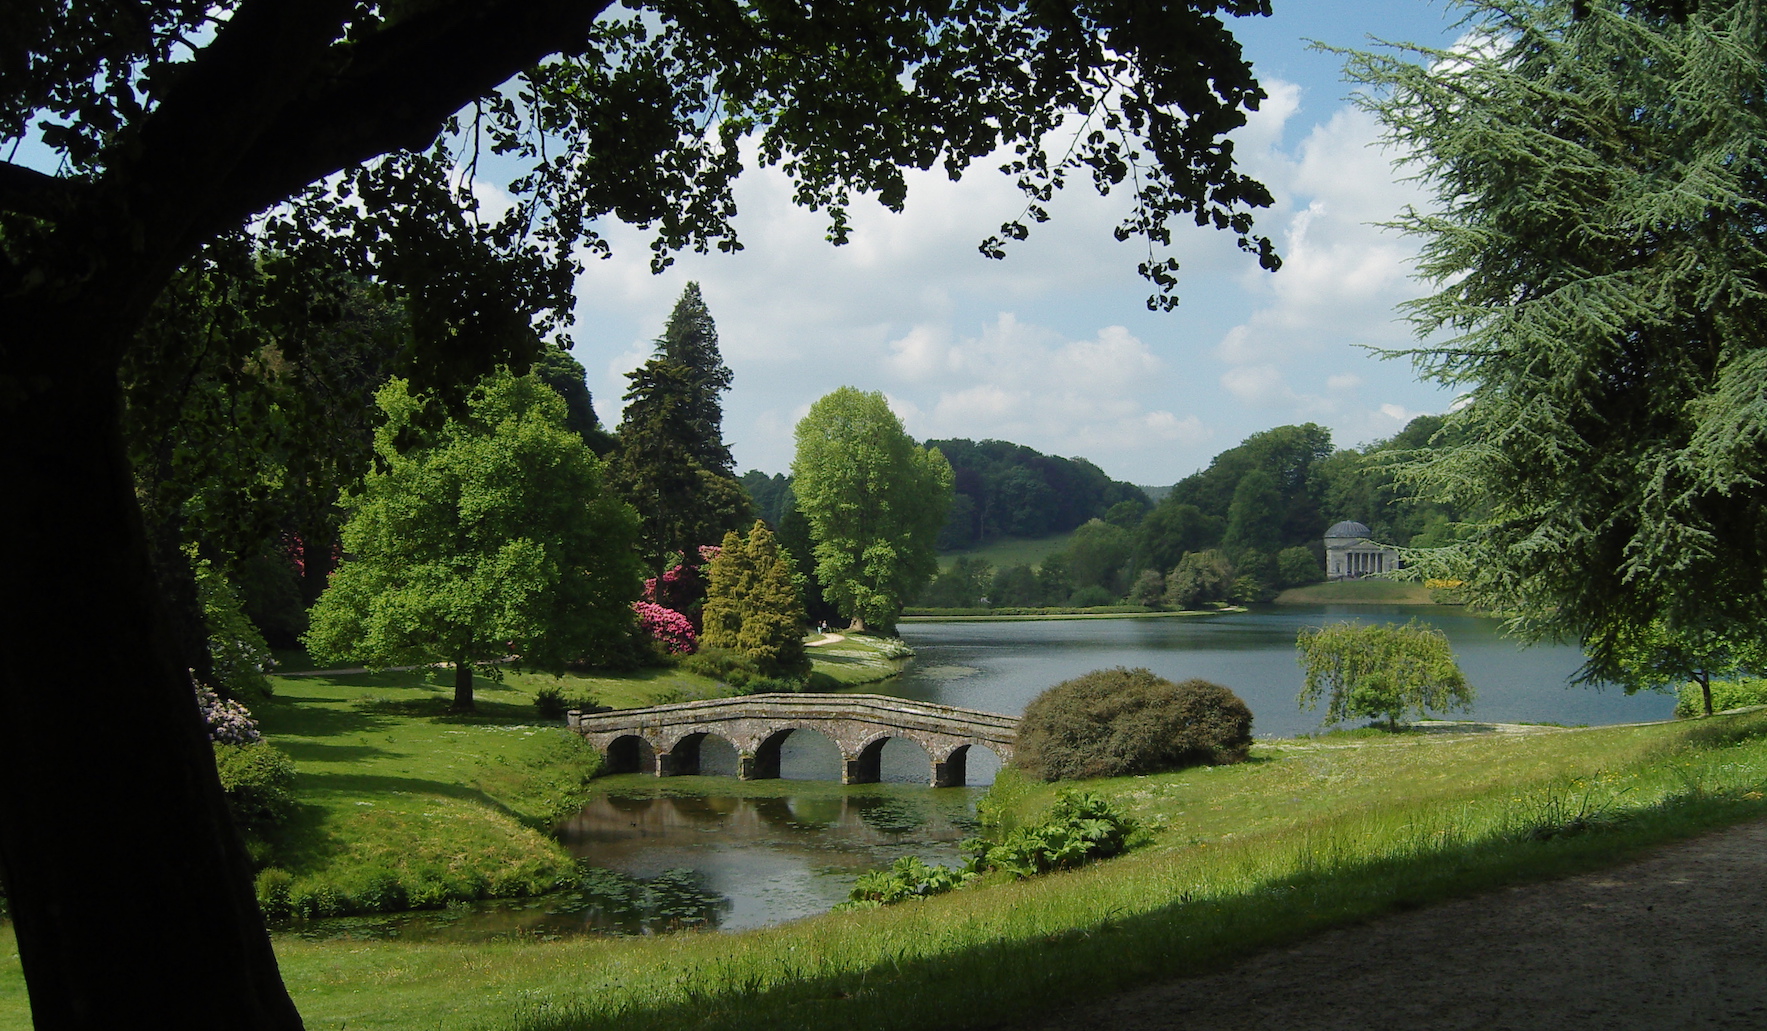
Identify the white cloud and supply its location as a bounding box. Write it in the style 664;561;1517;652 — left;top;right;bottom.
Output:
560;66;1461;480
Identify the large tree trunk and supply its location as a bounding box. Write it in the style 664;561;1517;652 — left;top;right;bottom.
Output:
454;660;476;712
0;312;304;1029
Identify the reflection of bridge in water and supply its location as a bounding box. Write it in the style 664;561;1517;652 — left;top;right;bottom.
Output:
568;693;1017;787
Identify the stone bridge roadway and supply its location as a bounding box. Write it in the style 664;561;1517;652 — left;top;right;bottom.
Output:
567;693;1017;787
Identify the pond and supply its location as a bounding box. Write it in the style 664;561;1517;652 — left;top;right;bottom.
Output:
884;605;1678;737
286;784;982;943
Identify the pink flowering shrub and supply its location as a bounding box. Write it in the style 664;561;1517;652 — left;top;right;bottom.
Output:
633;601;697;654
193;673;261;744
643;551;713;616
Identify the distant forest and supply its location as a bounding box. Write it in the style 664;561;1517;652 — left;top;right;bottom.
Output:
741;416;1466;610
740;439;1149;549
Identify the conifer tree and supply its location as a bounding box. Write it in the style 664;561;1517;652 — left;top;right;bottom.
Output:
655;282;735;476
1350;0;1767;685
737;523;810;677
701;528;756;651
614;285;751;578
702;521;809;677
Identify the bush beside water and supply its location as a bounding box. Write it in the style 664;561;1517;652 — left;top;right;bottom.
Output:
842;791;1136;908
1015;667;1253;781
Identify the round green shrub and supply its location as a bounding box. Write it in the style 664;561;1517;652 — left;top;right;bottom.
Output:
254;868;294;920
1014;667;1253;781
213;742;296;830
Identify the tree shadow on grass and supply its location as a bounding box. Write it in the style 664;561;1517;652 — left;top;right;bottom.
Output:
256;696;393;739
276;740;393;764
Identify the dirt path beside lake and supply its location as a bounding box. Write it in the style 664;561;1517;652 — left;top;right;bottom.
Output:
1021;818;1767;1031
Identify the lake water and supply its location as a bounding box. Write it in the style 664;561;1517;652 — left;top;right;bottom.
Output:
294;605;1676;943
885;605;1678;738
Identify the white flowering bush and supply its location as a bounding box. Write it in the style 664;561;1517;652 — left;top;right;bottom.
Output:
193;674;261;745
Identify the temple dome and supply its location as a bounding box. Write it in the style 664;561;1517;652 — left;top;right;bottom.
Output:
1325;520;1372;539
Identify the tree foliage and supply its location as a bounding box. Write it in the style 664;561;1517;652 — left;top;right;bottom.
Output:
613;286;750;577
1348;0;1767;685
792;388;953;632
927;439;1149;549
702;521;809;678
1296;620;1474;729
305;371;641;710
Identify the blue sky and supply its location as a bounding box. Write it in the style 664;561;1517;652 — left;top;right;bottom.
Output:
552;1;1471;486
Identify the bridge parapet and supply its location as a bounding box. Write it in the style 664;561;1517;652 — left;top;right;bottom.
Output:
569;693;1017;787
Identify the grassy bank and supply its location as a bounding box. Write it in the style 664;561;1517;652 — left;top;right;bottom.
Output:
258;713;1767;1031
236;634;909;920
6;711;1760;1031
901;606;1238;621
937;532;1075;572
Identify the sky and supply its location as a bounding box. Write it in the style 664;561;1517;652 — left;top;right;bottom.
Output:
556;1;1471;487
14;1;1469;489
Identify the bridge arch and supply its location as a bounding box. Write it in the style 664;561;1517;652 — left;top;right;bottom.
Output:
659;731;742;777
604;734;654;775
850;734;935;785
751;726;847;781
938;742;1003;787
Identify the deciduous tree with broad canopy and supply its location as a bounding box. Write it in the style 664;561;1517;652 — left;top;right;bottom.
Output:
1;2;1280;1025
792;388;955;633
303;371;641;712
1347;0;1767;698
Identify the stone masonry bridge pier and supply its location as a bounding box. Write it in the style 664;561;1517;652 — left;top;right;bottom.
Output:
568;693;1018;787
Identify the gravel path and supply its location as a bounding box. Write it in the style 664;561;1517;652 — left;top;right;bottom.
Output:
1020;819;1767;1030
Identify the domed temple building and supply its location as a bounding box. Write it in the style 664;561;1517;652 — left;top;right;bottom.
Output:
1324;521;1400;580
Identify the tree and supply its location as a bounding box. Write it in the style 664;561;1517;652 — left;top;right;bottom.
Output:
1133;499;1222;576
1064;519;1134;599
531;344;616;457
702;521;809;677
613;286;751;579
791;388;954;632
1222;468;1283;556
1606;623;1767;718
1296;620;1474;730
653;282;734;474
1164;550;1236;610
304;372;641;711
920;557;996;609
3;3;1280;1022
612;359;751;580
1347;0;1767;689
1277;546;1323;587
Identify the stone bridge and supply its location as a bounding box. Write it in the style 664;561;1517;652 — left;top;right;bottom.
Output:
567;693;1018;787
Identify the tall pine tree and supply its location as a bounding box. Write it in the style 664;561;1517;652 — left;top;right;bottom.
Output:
614;284;751;577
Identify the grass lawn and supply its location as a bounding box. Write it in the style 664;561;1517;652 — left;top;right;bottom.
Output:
937;531;1076;572
1274;579;1443;605
8;709;1765;1030
244;635;908;917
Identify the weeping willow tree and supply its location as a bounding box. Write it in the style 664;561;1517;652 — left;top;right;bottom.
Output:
1348;0;1767;700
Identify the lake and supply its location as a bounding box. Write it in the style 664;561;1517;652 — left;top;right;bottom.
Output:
885;605;1678;738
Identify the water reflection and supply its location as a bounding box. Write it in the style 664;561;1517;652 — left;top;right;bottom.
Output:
555;789;981;930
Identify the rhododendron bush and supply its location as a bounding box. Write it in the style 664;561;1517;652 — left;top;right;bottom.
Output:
634;602;697;654
192;675;261;745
